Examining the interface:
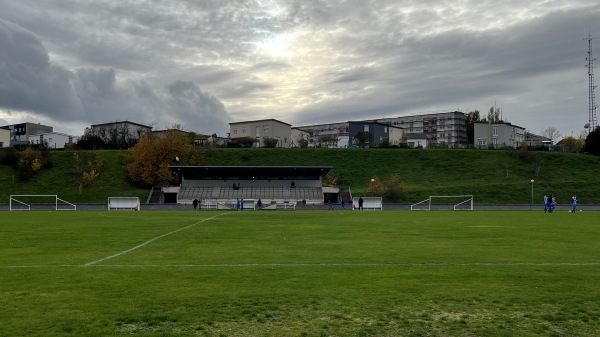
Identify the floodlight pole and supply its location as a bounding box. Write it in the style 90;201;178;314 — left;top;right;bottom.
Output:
530;179;534;210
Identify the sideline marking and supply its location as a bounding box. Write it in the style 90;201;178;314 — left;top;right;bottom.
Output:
83;213;226;266
3;262;600;269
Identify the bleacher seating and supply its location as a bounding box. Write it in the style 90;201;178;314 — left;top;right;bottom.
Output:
177;182;323;206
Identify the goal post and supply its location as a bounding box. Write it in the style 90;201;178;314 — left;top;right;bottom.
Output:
108;197;140;211
411;195;474;211
10;195;76;211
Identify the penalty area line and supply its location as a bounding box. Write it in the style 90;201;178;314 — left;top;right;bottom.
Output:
83;213;227;267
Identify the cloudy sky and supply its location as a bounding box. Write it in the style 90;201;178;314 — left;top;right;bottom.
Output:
1;1;599;138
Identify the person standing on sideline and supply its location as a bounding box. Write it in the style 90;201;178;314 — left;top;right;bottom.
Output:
549;195;556;213
193;198;199;210
328;199;333;210
358;196;364;211
340;198;345;210
543;194;548;213
571;194;577;213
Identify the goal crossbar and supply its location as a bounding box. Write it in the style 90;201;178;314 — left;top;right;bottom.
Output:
411;195;473;211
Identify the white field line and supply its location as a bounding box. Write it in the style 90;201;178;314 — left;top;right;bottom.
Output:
3;262;600;269
83;213;227;266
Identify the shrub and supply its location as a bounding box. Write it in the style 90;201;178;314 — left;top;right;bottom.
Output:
16;147;42;180
0;148;20;166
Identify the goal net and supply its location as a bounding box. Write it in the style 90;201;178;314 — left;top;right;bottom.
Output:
411;195;473;211
108;197;140;211
10;195;76;211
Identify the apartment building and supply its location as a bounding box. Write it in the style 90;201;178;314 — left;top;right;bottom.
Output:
293;111;468;147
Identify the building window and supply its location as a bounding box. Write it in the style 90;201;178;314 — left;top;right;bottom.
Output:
263;126;269;133
493;126;498;136
242;128;247;134
233;129;238;135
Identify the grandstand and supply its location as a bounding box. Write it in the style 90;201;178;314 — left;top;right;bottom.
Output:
165;166;331;207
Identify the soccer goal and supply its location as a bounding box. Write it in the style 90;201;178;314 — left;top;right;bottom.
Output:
10;195;76;211
411;195;474;211
108;197;140;211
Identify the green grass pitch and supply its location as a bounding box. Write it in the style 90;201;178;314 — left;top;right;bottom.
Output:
1;210;599;336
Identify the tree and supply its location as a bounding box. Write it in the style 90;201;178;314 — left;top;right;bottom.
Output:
557;135;584;153
263;137;279;148
541;127;562;145
382;174;407;201
228;136;255;148
78;134;107;150
16;147;42;180
353;131;370;148
319;134;338;147
482;106;501;123
128;129;202;187
367;176;383;196
72;153;104;193
322;170;340;187
584;127;600;155
297;137;309;148
465;110;480;145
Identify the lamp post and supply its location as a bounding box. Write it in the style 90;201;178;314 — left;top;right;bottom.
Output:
530;179;534;210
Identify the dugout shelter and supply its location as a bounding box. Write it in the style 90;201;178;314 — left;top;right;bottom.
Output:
166;166;332;207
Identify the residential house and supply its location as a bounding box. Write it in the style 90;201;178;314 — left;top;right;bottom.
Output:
406;133;429;148
229;119;292;147
85;121;152;147
474;121;526;149
0;127;10;148
348;121;404;147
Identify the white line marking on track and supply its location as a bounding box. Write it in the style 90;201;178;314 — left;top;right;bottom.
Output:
83;213;227;266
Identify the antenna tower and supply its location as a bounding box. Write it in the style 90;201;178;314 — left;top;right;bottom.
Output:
585;33;598;132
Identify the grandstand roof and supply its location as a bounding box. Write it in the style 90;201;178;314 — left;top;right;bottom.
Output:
169;166;332;178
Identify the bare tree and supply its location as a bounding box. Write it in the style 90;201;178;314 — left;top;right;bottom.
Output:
541;127;562;144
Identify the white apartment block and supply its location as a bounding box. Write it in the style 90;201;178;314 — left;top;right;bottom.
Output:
367;111;467;146
293;111;468;147
28;132;78;149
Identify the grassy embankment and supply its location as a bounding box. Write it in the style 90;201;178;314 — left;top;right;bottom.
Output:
1;148;599;204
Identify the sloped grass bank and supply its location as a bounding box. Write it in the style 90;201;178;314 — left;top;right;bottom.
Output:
1;148;599;204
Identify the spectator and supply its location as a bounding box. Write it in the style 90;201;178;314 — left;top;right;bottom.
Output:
359;196;364;211
193;198;199;210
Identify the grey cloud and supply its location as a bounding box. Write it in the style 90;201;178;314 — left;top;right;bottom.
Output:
0;18;82;117
0;17;230;134
2;1;600;137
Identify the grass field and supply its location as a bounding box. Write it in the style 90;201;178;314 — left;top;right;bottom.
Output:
1;210;599;336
